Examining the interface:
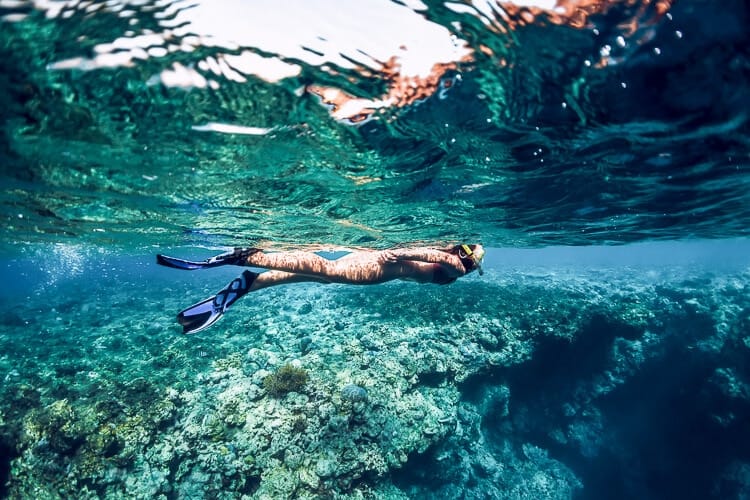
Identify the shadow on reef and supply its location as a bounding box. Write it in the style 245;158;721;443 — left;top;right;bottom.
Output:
577;336;750;499
393;295;750;499
0;440;16;498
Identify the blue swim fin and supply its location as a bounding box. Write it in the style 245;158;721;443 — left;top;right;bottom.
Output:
157;248;261;271
176;270;258;334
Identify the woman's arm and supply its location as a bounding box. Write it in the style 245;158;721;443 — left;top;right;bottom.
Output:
381;248;465;274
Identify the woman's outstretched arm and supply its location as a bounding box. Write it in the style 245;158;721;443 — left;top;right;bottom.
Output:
383;248;465;274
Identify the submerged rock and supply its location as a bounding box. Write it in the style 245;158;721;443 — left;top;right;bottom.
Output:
340;384;368;403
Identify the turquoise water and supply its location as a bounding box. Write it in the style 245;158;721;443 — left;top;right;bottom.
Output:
1;0;750;498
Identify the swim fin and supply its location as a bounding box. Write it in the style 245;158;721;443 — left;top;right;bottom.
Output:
176;270;258;334
157;248;261;270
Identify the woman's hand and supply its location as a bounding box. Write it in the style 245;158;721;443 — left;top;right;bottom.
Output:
378;250;399;264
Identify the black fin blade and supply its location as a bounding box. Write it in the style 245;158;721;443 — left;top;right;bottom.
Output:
157;254;209;270
177;297;223;334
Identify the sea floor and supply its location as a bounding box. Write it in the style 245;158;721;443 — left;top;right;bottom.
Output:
1;246;749;499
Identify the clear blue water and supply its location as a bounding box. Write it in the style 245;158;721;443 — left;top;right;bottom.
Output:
1;0;749;498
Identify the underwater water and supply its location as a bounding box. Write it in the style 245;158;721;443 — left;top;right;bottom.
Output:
1;0;749;498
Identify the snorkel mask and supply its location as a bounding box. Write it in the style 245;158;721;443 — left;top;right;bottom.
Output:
461;244;485;276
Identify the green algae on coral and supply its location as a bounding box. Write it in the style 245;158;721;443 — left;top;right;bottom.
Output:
263;363;310;397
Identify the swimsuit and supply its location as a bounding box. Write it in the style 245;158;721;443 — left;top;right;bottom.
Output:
432;265;458;285
431;253;475;284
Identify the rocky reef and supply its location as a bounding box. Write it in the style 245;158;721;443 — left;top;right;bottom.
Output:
0;261;748;498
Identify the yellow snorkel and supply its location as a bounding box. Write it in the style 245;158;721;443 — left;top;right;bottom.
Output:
461;244;485;276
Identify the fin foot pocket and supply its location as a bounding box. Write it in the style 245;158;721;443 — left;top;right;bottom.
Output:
157;248;262;271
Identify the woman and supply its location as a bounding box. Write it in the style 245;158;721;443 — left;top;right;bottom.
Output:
157;244;485;334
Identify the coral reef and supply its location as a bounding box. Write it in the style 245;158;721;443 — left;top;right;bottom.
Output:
0;261;748;498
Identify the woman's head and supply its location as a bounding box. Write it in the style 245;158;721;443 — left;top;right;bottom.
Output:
452;244;485;275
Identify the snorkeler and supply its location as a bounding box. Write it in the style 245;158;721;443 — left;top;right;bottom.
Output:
157;244;485;334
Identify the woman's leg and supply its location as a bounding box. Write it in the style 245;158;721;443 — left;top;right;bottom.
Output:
244;250;389;284
249;270;330;291
176;270;330;334
158;248;394;284
245;251;336;275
